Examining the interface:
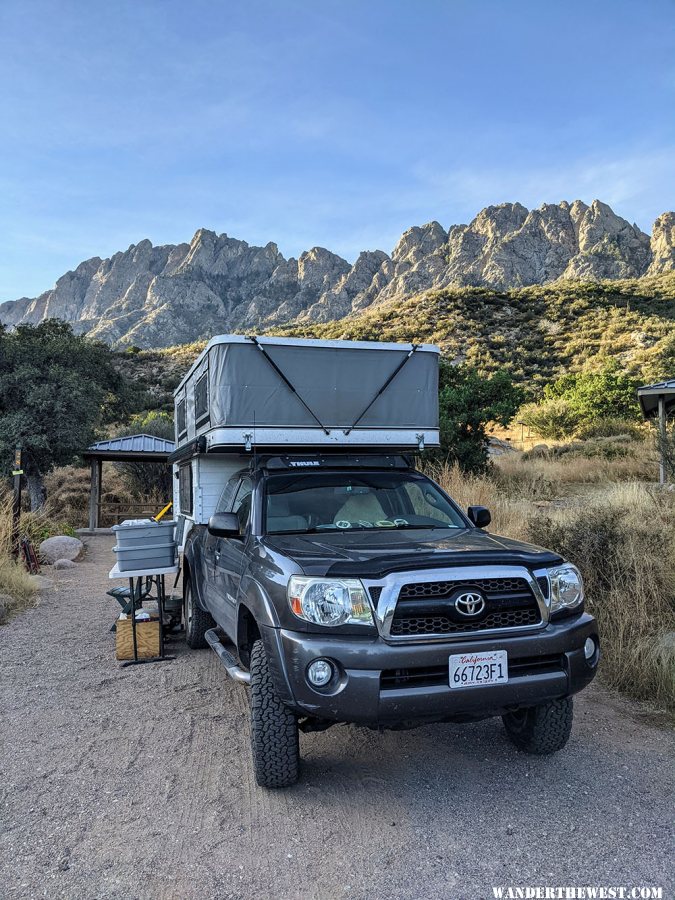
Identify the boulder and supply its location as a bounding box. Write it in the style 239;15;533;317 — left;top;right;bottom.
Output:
39;535;84;564
53;558;77;570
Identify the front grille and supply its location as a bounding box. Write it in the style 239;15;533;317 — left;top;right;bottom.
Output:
380;653;564;690
390;607;540;636
399;577;529;599
390;575;541;638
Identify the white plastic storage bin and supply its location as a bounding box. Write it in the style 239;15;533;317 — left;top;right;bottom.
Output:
112;520;175;547
112;542;176;573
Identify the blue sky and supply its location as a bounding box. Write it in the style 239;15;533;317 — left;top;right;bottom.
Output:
1;0;674;300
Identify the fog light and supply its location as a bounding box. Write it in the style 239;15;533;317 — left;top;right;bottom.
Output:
584;637;596;660
307;658;334;687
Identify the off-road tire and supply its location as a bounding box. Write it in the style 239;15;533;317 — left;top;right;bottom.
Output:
502;697;574;754
183;576;214;649
249;639;300;788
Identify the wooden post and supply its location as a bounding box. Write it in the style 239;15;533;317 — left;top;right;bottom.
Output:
658;395;666;485
89;458;102;530
11;446;23;558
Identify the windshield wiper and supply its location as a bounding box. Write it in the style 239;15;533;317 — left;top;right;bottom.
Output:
389;523;452;530
268;523;454;536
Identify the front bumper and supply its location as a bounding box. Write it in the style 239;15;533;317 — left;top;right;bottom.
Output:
260;613;599;725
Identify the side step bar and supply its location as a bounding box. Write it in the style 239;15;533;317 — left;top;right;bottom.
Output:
205;629;251;684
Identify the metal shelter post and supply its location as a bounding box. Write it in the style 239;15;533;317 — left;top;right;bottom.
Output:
658;395;666;486
89;457;102;530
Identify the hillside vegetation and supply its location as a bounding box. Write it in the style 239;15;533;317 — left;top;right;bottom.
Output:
279;274;675;388
120;274;675;410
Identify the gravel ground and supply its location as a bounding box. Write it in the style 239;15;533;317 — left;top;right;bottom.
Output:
1;535;673;900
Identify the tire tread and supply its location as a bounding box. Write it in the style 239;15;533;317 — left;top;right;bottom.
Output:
184;579;214;649
250;639;300;788
503;697;574;754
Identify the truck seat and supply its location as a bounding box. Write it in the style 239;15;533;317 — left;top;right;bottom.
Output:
334;493;386;524
266;495;308;533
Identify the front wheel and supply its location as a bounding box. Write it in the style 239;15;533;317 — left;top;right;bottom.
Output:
249;639;300;788
502;697;573;754
183;576;214;649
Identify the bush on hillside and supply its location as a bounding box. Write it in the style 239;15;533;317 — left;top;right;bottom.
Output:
437;363;523;473
543;364;641;425
518;398;581;439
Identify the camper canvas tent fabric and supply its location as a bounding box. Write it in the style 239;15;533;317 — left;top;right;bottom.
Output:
173;336;440;451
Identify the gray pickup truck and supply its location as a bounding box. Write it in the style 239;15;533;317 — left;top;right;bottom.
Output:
182;453;599;788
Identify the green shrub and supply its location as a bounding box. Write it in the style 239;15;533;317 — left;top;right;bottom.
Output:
437;364;523;473
519;398;581;439
543;364;641;425
576;418;644;440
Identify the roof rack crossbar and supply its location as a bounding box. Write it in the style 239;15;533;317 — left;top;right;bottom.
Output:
343;344;419;435
247;336;330;435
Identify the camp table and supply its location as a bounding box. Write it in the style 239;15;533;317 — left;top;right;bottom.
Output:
109;562;179;667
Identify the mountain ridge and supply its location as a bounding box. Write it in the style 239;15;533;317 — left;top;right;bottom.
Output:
2;200;674;348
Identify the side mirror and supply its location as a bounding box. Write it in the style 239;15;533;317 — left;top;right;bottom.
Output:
468;505;491;528
208;512;241;538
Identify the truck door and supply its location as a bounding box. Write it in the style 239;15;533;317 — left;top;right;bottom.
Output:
213;476;253;639
202;473;240;624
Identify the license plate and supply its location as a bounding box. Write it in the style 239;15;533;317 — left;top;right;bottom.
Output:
449;650;508;689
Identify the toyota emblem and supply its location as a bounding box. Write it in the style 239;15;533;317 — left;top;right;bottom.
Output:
454;591;486;617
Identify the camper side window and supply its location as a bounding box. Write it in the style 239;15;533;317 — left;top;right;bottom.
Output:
177;398;187;438
178;465;193;515
194;372;209;426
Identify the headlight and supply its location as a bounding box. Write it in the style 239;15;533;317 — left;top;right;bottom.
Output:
548;563;584;614
287;576;374;627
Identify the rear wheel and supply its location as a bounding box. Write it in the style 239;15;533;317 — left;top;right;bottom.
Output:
183;576;214;649
249;639;300;788
502;697;574;754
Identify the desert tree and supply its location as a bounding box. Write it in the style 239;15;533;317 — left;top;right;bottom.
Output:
0;320;131;509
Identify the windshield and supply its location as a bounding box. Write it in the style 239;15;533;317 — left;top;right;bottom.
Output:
264;471;467;534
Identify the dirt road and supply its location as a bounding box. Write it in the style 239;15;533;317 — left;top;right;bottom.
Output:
1;536;673;900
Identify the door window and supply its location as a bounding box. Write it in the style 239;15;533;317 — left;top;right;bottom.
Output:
216;474;242;514
232;477;253;531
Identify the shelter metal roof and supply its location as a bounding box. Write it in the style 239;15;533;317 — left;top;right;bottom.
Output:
83;434;175;461
637;379;675;418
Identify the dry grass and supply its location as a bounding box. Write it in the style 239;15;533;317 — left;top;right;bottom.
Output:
0;483;82;624
426;461;530;540
497;443;656;486
0;494;37;622
45;464;139;528
528;484;675;711
429;458;675;712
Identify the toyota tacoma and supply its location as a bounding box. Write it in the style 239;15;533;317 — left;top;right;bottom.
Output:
182;454;599;788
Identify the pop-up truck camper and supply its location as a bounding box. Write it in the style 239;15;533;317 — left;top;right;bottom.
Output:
170;335;599;787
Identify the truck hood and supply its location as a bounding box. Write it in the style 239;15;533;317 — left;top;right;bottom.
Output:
262;527;562;578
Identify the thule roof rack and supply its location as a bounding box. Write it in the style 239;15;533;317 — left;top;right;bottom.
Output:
255;454;413;472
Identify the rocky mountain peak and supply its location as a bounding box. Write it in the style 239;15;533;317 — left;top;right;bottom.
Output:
647;212;675;275
1;200;672;347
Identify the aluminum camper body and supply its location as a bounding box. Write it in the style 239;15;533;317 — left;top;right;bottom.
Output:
171;335;441;534
173;335;440;454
